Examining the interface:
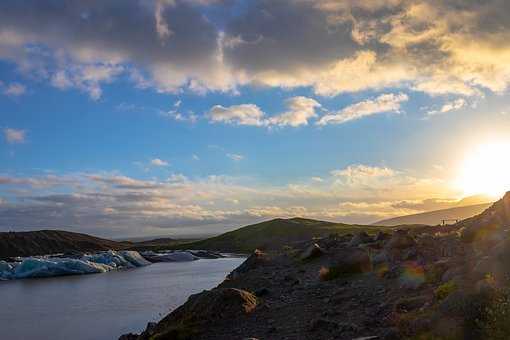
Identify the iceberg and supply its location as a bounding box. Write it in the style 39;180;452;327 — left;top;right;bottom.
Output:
141;251;199;262
1;250;151;280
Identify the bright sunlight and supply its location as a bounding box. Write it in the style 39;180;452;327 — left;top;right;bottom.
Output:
458;140;510;198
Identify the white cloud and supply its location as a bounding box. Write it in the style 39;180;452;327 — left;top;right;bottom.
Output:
3;83;26;96
207;96;321;127
331;164;397;182
227;153;244;161
192;154;200;161
427;98;467;116
268;96;321;127
3;128;26;144
208;104;266;126
151;158;169;167
317;93;408;125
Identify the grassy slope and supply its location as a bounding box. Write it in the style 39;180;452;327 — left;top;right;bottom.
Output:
172;217;417;253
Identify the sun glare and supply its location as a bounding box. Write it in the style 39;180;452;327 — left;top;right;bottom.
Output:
458;141;510;198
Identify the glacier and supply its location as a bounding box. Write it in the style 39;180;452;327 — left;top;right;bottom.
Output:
0;250;151;281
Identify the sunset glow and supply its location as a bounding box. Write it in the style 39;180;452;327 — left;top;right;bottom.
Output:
458;141;510;198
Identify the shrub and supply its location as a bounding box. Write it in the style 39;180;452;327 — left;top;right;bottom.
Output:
435;281;457;300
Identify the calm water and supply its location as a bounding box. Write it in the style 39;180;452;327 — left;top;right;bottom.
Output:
0;257;245;340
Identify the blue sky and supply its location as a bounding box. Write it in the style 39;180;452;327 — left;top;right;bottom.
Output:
1;0;510;237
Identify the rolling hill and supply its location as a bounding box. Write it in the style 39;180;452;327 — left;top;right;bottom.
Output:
0;230;131;259
373;202;492;226
174;217;406;253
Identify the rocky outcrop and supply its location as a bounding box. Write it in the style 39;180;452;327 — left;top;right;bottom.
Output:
348;232;373;247
124;288;258;340
123;193;510;340
385;229;416;249
459;191;510;243
300;243;325;260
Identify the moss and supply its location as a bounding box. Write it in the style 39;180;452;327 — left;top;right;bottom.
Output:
435;281;458;300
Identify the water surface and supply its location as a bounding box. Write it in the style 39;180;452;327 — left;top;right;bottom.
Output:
0;257;245;340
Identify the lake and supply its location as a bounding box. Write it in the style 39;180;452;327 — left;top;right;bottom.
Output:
0;257;245;340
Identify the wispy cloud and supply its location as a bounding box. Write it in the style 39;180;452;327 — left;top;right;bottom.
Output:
3;83;26;96
427;98;467;116
227;153;244;161
3;128;26;144
317;93;408;125
151;158;169;167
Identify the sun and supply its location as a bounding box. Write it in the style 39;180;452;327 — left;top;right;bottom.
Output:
457;140;510;198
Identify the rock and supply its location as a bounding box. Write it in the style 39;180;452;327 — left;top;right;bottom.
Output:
401;247;418;260
228;249;267;280
386;230;416;249
372;250;389;265
375;231;390;242
309;318;339;332
158;288;257;329
395;295;429;312
349;232;373;247
254;287;270;297
475;278;495;293
321;249;372;280
441;267;462;283
300;243;325;260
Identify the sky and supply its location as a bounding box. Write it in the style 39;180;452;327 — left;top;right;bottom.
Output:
1;0;510;238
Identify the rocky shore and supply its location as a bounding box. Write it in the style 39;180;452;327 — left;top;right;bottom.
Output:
122;192;510;340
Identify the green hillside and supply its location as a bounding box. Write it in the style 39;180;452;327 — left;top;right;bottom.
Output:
173;217;408;253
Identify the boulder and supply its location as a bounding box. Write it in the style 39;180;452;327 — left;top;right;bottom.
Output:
375;231;391;242
372;250;389;265
386;230;416;249
321;249;372;280
349;232;373;247
300;243;325;260
228;249;267;280
168;288;257;323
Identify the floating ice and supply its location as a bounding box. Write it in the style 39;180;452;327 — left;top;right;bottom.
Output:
142;251;199;262
0;250;151;280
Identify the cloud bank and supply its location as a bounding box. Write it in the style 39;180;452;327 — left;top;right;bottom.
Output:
0;1;510;98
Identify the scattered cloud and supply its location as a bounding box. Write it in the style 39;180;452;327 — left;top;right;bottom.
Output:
267;96;321;127
427;98;467;116
3;128;26;144
0;163;457;236
208;96;321;127
208;104;266;126
331;164;398;185
3;82;26;96
318;93;408;125
151;158;169;167
227;153;244;161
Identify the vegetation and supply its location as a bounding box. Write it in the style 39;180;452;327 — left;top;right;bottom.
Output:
435;281;458;300
171;217;408;253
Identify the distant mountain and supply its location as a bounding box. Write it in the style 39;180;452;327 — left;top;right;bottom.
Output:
456;192;510;234
175;217;403;253
373;202;492;227
0;230;131;259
